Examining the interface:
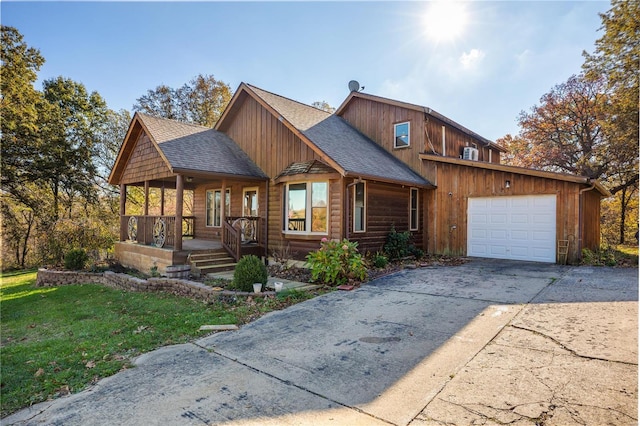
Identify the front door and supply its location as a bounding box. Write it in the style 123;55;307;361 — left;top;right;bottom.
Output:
243;187;259;217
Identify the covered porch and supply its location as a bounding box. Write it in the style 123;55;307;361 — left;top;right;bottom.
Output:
108;112;269;275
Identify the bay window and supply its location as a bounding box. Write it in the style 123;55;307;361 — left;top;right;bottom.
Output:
284;181;328;234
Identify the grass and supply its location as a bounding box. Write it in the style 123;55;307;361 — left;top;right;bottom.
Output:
0;270;321;417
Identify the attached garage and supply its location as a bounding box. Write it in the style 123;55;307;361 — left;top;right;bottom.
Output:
467;195;556;263
420;154;609;264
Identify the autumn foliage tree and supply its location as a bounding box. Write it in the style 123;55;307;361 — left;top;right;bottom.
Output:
497;0;638;245
133;74;232;127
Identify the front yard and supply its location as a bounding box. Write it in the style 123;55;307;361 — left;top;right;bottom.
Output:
0;270;319;417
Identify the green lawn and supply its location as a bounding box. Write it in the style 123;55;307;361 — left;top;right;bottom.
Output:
0;270;317;417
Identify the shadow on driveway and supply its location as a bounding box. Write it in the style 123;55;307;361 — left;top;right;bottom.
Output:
4;259;638;425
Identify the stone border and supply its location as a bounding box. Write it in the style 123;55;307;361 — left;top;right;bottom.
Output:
36;269;274;302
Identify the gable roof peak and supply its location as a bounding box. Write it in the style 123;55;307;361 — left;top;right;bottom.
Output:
244;83;332;115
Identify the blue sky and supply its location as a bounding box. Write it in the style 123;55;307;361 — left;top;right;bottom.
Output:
3;1;608;141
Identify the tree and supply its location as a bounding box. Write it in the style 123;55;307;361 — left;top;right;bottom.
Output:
40;77;109;220
499;75;608;180
1;26;47;211
181;74;232;126
312;100;336;113
133;74;232;127
582;0;639;244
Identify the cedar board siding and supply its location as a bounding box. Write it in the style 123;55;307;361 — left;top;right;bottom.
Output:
223;94;339;259
121;133;173;184
339;97;499;166
423;160;595;263
348;181;423;255
581;189;601;251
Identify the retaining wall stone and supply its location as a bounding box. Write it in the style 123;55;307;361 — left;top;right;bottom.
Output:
36;269;273;302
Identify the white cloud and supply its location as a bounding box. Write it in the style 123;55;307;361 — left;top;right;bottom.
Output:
459;49;486;69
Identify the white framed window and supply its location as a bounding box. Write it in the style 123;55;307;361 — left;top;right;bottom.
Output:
206;188;230;227
353;181;366;232
394;121;410;148
410;188;419;231
283;181;328;234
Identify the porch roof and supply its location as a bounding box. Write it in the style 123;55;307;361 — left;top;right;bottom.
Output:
109;113;268;185
139;113;268;179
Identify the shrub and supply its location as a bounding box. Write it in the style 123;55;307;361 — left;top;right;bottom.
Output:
373;252;389;269
384;226;413;261
64;248;89;270
581;247;618;267
232;255;268;292
306;239;367;286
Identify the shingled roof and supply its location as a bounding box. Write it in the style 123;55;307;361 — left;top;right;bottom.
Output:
246;85;432;188
135;113;267;179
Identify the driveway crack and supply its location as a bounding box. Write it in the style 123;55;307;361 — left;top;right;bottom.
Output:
509;324;638;366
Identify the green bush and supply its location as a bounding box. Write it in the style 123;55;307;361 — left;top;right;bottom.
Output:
306;238;367;286
384;226;413;261
373;252;389;268
232;255;268;292
64;248;89;270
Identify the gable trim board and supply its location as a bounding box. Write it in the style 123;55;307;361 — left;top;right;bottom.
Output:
467;195;557;263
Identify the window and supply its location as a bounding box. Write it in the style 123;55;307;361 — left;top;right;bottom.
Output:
284;181;328;234
206;188;230;227
410;188;419;231
394;121;410;148
243;187;258;216
353;182;366;232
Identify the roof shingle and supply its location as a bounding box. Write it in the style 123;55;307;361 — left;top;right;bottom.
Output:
247;85;432;187
137;113;267;179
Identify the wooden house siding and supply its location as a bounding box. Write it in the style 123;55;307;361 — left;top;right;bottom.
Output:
120;133;173;184
581;189;602;251
222;95;323;177
222;94;345;259
339;97;499;166
348;181;423;255
422;160;597;262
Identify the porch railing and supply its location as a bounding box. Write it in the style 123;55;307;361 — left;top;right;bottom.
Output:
121;215;195;247
222;216;263;262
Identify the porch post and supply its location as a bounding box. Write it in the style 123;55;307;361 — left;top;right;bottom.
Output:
221;179;227;244
160;186;165;216
175;174;184;251
144;181;149;216
120;184;127;241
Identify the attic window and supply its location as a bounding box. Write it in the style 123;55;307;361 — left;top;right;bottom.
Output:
394;122;410;148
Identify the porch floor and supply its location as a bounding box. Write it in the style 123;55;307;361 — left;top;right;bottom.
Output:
181;238;223;252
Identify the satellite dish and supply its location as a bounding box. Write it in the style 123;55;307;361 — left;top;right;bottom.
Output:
348;80;360;92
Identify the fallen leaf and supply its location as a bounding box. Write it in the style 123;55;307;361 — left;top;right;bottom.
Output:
35;368;45;377
85;360;96;369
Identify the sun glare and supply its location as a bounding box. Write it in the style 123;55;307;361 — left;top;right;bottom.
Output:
423;1;469;43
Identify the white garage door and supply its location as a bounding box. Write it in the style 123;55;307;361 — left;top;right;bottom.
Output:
467;195;557;263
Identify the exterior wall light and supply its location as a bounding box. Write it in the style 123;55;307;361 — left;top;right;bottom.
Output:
505;180;511;188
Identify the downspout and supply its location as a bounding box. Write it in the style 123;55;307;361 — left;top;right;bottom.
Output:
578;180;597;260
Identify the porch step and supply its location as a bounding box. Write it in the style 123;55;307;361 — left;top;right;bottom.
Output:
189;249;237;277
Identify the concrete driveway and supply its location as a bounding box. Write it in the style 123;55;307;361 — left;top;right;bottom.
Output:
4;259;638;425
